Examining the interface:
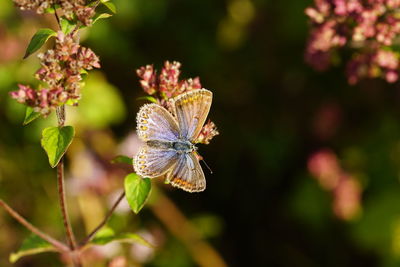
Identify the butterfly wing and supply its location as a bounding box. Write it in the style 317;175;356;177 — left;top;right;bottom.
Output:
135;104;180;178
136;103;180;142
166;152;206;192
172;89;212;142
134;145;179;178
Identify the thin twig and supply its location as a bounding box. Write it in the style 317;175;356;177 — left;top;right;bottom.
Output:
53;4;61;29
0;199;69;253
79;191;126;247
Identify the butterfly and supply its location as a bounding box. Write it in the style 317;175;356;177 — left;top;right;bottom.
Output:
133;89;213;192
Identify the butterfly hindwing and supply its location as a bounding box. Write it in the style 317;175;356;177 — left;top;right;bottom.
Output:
136;104;180;142
166;152;206;192
134;145;179;178
172;89;212;142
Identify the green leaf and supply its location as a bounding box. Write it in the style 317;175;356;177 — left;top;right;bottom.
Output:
92;227;115;245
91;227;154;248
43;4;59;13
9;234;56;263
60;18;76;35
23;107;41;125
24;28;56;59
111;155;133;165
41;126;75;168
43;7;55;13
124;173;151;214
92;13;113;25
116;233;154;247
136;96;158;103
65;98;79;106
102;2;116;13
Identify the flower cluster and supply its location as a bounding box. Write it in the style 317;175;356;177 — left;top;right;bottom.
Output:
196;120;219;145
305;0;400;84
308;149;361;220
137;61;202;101
13;0;95;26
137;61;219;144
10;31;100;115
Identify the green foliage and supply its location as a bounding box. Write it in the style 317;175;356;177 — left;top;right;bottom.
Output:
23;28;56;59
352;189;400;255
60;18;75;35
124;173;151;214
23;107;41;125
41;126;75;168
90;227;153;247
289;176;332;230
9;234;56;263
111;155;133;165
43;4;59;14
72;72;126;129
137;96;158;103
93;13;113;25
101;0;117;14
191;215;224;238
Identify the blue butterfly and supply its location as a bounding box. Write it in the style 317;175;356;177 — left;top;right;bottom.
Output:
134;89;213;192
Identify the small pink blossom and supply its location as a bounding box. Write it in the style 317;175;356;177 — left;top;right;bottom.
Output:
308;149;362;221
13;0;95;26
159;61;181;98
305;0;400;83
10;31;100;115
137;65;157;95
375;49;398;69
308;149;341;190
195;120;219;145
136;60;203;103
333;176;362;220
10;84;37;105
136;61;218;145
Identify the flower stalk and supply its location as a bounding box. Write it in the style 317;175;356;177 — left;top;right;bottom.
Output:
79;191;126;247
0;199;70;253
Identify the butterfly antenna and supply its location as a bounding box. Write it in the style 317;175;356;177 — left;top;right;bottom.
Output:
196;151;213;174
202;159;213;174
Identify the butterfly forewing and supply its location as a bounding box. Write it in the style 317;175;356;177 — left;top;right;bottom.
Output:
134;145;179;178
166;152;206;192
136;104;180;142
172;89;212;142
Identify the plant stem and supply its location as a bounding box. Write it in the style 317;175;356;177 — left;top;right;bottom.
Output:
56;105;65;126
79;191;126;247
53;4;61;29
55;106;82;267
57;156;76;250
0;199;69;253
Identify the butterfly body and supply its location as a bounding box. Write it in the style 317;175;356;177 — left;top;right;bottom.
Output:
146;140;196;154
172;140;196;154
134;89;213;192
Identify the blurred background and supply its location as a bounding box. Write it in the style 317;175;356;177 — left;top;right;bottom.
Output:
2;0;400;266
